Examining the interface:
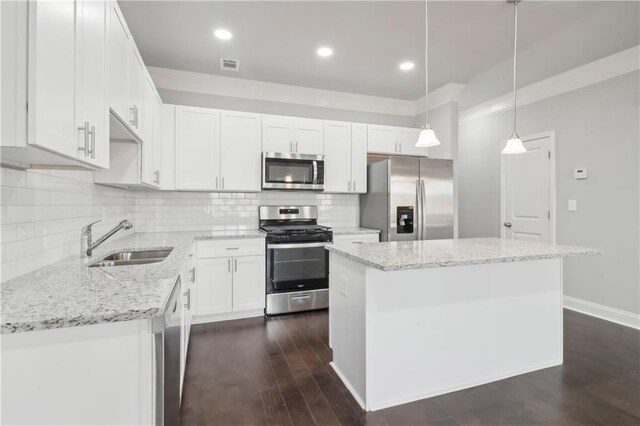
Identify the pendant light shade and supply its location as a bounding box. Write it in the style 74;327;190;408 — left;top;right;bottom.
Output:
502;0;526;155
415;0;440;148
502;132;526;154
416;125;441;148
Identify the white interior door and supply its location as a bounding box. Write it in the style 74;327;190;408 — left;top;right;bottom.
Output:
502;135;553;243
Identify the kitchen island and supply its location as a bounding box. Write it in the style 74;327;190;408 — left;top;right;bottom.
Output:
325;238;601;411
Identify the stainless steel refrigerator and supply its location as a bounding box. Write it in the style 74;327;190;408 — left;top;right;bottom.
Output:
360;157;454;242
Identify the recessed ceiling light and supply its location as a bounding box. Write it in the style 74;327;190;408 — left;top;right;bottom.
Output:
317;47;333;57
214;29;232;40
399;61;415;71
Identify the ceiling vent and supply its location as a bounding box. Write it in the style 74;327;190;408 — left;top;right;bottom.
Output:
220;58;239;72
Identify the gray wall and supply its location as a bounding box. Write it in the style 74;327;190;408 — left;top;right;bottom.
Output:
158;88;416;127
458;71;640;314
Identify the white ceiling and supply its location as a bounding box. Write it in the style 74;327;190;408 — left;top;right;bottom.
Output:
120;1;639;101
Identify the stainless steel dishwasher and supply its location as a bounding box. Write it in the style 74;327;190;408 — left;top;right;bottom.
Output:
154;277;182;426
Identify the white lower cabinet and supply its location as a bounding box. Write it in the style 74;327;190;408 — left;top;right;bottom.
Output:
194;239;265;322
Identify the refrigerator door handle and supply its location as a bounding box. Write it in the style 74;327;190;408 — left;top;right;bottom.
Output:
421;179;427;240
416;179;422;240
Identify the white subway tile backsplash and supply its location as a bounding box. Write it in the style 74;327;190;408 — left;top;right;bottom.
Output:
1;165;360;282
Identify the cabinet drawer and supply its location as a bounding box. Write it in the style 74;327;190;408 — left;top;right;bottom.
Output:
197;239;264;258
332;233;379;245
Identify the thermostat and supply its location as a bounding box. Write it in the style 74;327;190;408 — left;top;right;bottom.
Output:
574;168;588;180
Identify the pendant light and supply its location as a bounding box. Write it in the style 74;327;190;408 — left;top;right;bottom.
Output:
415;0;440;148
502;0;526;154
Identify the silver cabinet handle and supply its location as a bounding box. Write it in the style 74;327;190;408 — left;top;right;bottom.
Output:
398;142;402;153
184;288;191;310
78;121;90;156
348;180;351;191
190;266;195;283
228;258;231;272
216;176;219;189
394;142;398;153
225;247;239;250
234;258;237;272
296;142;299;152
89;125;96;158
354;181;357;191
504;222;512;228
290;141;293;152
129;106;138;127
154;170;160;185
222;176;225;189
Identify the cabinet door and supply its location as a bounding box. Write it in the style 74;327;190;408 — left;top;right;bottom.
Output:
262;115;294;153
220;111;261;191
323;121;351;193
195;258;233;316
140;77;156;186
175;106;220;190
152;94;163;187
108;3;130;126
294;118;323;154
351;123;368;193
128;49;144;137
76;0;108;168
160;104;176;190
367;125;397;154
397;127;425;156
28;1;77;159
232;256;265;311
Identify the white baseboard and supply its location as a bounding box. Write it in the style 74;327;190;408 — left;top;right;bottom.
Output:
192;309;264;325
329;362;366;410
564;296;640;330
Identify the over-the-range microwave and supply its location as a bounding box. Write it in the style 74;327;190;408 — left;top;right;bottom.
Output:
262;152;325;191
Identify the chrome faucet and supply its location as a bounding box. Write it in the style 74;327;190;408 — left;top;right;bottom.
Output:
81;220;133;257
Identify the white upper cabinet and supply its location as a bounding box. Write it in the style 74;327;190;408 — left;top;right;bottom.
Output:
262;115;294;153
28;0;77;159
323;121;351;193
350;123;367;193
160;104;176;190
175;106;220;191
108;2;130;126
294;118;324;155
75;0;109;168
262;115;323;155
128;50;145;138
140;76;156;186
220;111;261;192
367;125;426;157
396;127;425;156
0;0;110;169
324;121;367;194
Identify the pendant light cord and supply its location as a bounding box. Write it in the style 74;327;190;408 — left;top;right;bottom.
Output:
425;0;429;123
512;0;519;134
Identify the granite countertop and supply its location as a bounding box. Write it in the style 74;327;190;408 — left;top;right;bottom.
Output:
328;227;380;235
1;231;265;334
325;237;602;271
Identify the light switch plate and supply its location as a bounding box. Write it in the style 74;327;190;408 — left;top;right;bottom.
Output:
568;199;577;211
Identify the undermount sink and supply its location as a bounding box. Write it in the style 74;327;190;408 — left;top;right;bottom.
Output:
89;248;174;267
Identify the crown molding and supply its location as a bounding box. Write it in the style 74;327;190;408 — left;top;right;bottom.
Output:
413;83;466;115
460;45;640;123
149;67;419;117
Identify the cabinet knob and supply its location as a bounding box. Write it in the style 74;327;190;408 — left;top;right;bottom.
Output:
504;222;512;228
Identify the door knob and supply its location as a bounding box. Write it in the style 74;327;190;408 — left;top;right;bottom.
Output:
504;222;512;228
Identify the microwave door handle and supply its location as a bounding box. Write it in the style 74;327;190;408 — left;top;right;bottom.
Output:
313;161;318;184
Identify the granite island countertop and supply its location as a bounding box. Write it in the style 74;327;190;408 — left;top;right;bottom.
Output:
325;237;601;271
1;230;265;334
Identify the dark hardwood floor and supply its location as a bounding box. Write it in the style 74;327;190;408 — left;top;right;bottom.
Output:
180;310;640;426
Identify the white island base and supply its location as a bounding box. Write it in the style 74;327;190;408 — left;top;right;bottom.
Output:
329;253;564;411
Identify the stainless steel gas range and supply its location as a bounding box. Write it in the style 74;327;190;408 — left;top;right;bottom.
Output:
259;206;332;315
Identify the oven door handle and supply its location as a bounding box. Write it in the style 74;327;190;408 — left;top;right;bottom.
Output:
267;242;328;249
